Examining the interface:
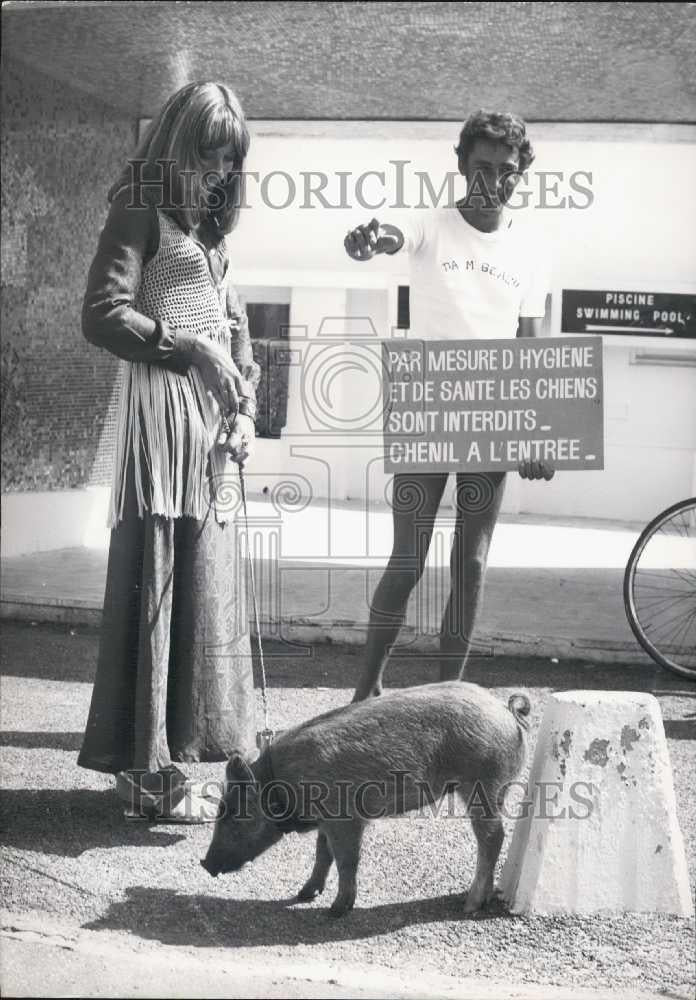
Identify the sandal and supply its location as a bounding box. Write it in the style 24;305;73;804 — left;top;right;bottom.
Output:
116;766;221;806
124;790;219;824
116;767;221;823
185;778;223;801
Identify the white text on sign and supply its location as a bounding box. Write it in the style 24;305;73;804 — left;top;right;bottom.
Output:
382;336;604;473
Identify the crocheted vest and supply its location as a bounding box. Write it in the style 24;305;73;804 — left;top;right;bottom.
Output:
109;210;233;527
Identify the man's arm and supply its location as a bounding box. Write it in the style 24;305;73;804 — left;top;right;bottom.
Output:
344;219;404;261
516;317;543;338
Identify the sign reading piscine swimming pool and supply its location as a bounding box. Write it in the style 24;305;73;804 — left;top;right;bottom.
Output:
382;337;604;473
562;290;696;338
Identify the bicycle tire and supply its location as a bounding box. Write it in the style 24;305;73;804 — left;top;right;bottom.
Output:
624;497;696;681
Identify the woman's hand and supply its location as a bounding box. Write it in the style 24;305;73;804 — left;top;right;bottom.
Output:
518;459;555;481
221;413;255;466
192;337;245;419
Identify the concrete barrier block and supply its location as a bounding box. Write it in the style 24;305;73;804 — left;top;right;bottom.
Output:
499;690;694;917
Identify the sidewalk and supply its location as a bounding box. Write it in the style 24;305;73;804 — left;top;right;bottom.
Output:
2;911;675;1000
1;500;654;665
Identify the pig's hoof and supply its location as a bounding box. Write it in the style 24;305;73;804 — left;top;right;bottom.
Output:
461;894;484;915
328;896;355;918
297;883;323;902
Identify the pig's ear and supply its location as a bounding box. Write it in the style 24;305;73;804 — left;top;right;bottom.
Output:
226;751;256;785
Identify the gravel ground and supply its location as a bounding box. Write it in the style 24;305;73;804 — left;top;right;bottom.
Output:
1;621;695;997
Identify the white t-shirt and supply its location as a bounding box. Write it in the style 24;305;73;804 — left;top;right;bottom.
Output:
397;207;549;340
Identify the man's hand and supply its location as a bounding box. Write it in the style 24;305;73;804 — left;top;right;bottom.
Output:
220;413;255;466
344;219;403;261
519;460;555;481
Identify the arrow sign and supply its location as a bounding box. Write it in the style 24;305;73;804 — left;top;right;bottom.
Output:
562;290;695;339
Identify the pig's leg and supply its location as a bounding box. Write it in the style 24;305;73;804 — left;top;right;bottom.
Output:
463;811;505;913
354;473;448;701
297;831;334;901
323;820;364;917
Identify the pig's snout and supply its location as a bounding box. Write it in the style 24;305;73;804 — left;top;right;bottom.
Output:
200;850;248;876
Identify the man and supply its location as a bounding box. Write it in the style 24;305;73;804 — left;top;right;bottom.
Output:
344;110;553;700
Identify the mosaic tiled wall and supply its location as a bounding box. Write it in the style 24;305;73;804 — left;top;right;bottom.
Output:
1;57;133;492
5;4;695;122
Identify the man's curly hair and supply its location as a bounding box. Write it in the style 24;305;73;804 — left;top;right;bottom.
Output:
455;111;534;173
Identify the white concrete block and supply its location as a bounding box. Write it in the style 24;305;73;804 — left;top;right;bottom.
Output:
500;690;694;917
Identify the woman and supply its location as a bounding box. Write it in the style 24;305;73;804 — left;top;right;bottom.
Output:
78;82;261;822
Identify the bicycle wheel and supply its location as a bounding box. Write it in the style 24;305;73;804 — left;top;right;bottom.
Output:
624;497;696;680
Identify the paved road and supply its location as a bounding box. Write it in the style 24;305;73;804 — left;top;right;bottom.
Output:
1;622;695;999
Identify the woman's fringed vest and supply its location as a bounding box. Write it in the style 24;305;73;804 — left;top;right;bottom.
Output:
109;210;232;528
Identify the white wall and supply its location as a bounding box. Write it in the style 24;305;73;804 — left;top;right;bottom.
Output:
4;123;695;558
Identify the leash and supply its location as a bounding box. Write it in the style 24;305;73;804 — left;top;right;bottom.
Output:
221;408;275;752
237;462;275;751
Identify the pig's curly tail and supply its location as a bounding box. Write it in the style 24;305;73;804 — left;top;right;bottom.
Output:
508;693;531;731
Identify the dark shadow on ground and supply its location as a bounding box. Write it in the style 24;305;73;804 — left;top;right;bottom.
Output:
264;648;691;697
4;621;691;697
84;885;511;948
0;789;186;856
664;719;696;740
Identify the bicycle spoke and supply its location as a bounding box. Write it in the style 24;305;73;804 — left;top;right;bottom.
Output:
657;513;693;540
645;618;696;653
639;565;696;589
634;586;696;606
641;606;696;654
634;581;696;600
634;592;696;616
634;569;696;579
639;602;696;641
642;598;696;630
669;608;696;655
634;573;695;590
634;590;695;602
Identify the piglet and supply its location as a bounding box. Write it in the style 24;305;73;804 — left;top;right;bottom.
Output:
201;681;530;917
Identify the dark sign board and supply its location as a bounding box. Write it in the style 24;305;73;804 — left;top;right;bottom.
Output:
562;290;696;338
382;337;604;474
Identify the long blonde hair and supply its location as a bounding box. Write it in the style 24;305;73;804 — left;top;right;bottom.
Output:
109;81;250;236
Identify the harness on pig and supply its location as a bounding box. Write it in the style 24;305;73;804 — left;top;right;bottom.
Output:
252;748;318;835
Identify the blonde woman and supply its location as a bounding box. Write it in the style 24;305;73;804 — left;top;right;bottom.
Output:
78;82;260;821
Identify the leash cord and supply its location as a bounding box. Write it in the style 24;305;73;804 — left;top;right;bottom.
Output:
238;462;271;734
221;409;272;739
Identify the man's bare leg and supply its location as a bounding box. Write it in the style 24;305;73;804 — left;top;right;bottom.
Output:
438;472;507;681
354;473;448;700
